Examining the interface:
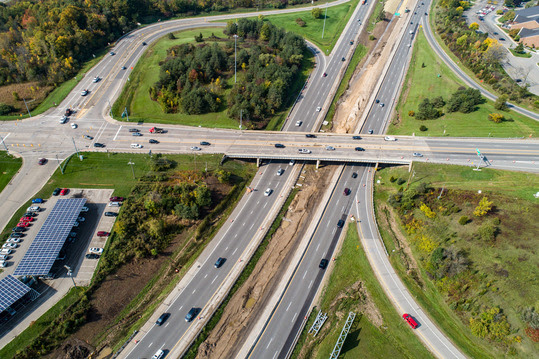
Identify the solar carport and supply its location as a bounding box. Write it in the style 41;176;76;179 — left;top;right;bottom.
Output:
0;275;37;315
14;198;87;276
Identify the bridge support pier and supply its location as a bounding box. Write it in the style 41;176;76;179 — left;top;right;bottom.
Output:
408;161;413;172
374;162;379;171
256;157;260;167
316;160;320;169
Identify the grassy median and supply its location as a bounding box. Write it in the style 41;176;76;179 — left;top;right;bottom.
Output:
0;152;22;193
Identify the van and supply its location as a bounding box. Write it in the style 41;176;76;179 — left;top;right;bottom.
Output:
108;202;121;207
151;350;165;359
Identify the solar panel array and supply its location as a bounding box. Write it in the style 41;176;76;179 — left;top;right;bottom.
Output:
0;275;31;312
14;198;86;276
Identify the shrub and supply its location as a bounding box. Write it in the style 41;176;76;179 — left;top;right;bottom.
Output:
488;112;504;123
419;125;428;131
477;222;497;241
420;202;436;218
168;33;176;40
295;17;306;27
416;98;442;120
431;96;446;108
473;196;493;217
494;95;508;111
311;7;322;19
458;216;469;225
369;35;375;41
0;103;14;115
12;91;20;101
408;110;415;117
469;307;511;341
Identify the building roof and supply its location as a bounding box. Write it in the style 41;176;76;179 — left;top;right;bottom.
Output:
513;6;539;24
518;27;539;38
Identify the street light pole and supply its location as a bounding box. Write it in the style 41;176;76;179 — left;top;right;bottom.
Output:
71;137;80;159
234;34;239;83
0;134;8;152
22;98;32;118
128;160;135;179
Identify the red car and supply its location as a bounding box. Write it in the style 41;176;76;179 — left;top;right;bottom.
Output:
20;216;34;222
17;222;30;228
343;188;351;196
97;231;110;237
60;188;69;196
109;196;124;202
403;313;419;329
38;158;47;165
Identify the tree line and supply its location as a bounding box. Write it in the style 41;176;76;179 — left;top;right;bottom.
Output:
0;0;315;87
150;18;306;126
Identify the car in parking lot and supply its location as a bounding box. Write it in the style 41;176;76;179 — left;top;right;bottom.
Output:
38;158;47;165
89;247;104;255
298;148;311;154
32;198;44;204
60;188;69;196
104;211;118;217
10;232;24;238
355;147;365;151
305;134;316;138
85;253;100;259
97;231;110;237
185;307;199;322
0;254;9;260
93;142;105;148
72;221;79;227
413;152;423;157
403;313;419;329
84;135;94;140
0;261;7;268
3;243;18;249
16;222;30;228
149;139;159;144
200;141;211;146
59;116;68;124
27;206;40;212
337;219;345;228
319;259;329;269
7;238;21;243
80;206;89;212
274;143;285;148
52;188;61;196
156;312;170;326
264;188;273;196
1;248;13;255
295;120;302;127
190;146;201;151
343;188;351;196
128;128;140;133
12;227;26;233
276;168;284;176
110;196;124;202
214;257;226;268
77;216;85;222
20;216;34;222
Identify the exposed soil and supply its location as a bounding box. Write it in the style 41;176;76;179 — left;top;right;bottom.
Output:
196;165;334;358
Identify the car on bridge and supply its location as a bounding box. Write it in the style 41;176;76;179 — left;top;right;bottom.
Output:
352;136;361;140
200;141;211;146
149;139;159;144
274;143;285;148
190;146;201;151
355;147;365;151
298;148;311;154
384;136;396;141
305;134;316;138
326;146;335;151
413;152;423;157
276;168;284;176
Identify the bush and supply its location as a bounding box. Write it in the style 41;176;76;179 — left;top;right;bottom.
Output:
168;33;176;40
369;35;376;41
488;113;504;123
419;125;428;131
458;216;469;225
295;17;306;27
408;110;415;117
477;222;497;241
474;197;493;217
494;95;508;111
311;7;322;19
0;103;14;115
416;98;441;120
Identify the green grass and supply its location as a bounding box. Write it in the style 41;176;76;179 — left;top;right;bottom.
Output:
261;0;360;54
373;163;539;358
367;1;385;33
291;225;433;359
392;29;539;138
509;48;532;58
0;152;22;193
322;44;368;130
0;287;85;359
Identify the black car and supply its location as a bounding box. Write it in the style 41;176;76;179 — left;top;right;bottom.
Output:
93;143;105;148
341;57;345;61
305;134;317;138
24;212;37;217
142;42;147;46
104;211;118;217
355;147;365;151
85;253;100;259
352;135;361;140
149;139;159;144
337;219;345;228
200;141;211;146
214;257;226;268
319;259;329;269
121;66;127;70
156;313;170;326
274;143;285;148
52;187;61;196
185;307;199;322
12;227;26;233
352;172;358;178
128;128;140;132
10;233;25;238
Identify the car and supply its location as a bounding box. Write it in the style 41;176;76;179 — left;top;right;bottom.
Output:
298;148;311;154
425;12;428;15
71;123;78;129
355;147;365;151
199;141;211;146
403;313;419;329
65;108;72;116
276;168;284;176
305;134;316;138
289;160;295;166
214;257;226;268
352;172;358;178
264;188;273;196
151;349;165;359
156;313;170;326
38;158;47;165
89;247;104;255
132;132;142;136
190;146;201;151
69;232;77;238
60;188;69;196
92;76;100;83
20;216;34;222
97;231;110;237
499;37;505;41
295;120;302;127
350;40;354;45
337;219;345;228
23;212;37;217
77;216;85;222
0;261;7;268
128;128;140;133
7;238;21;243
27;206;40;212
72;221;79;227
85;253;100;259
94;142;105;148
379;103;384;107
368;129;374;134
142;42;147;46
131;143;143;149
110;51;115;56
326;146;335;151
149;127;164;133
384;136;396;141
316;106;322;112
493;32;499;35
104;211;118;217
352;135;361;140
357;18;361;22
108;202;121;207
0;254;9;260
319;259;329;269
274;143;285;148
3;243;18;249
59;116;68;124
341;57;345;61
185;307;199;322
322;72;327;77
516;79;522;83
10;232;24;238
110;196;125;202
81;89;88;96
413;152;423;157
83;135;94;140
0;249;12;255
16;222;30;228
343;188;351;196
121;66;127;70
149;139;159;144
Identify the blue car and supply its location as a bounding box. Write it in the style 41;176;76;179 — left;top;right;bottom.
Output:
32;198;44;204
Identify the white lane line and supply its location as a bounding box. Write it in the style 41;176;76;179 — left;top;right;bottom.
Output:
211;276;218;284
234;234;238;238
273;351;279;359
148;342;153;348
263;201;268;208
292;312;298;322
204;274;208;279
309;280;313;288
192;289;196;294
303;270;308;279
178;305;183;311
113;125;122;140
286;302;292;311
342;205;346;212
332;228;337;235
232;248;238;255
250;223;254;230
316;243;321;252
225;246;229;251
266;337;273;349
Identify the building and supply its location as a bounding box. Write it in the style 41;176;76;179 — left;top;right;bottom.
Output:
509;6;539;30
518;27;539;47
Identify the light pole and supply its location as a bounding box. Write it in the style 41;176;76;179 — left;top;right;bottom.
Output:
234;34;239;83
0;134;8;152
22;98;32;118
64;265;76;287
322;2;328;39
71;137;80;160
128;160;135;179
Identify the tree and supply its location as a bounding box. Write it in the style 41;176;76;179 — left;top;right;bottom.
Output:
469;22;479;31
474;196;493;217
458;216;469;225
0;103;14;115
416;98;441;120
488;113;504;123
514;42;525;53
431;96;445;108
311;8;322;19
494;95;508;111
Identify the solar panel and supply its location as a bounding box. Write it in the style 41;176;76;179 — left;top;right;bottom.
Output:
14;198;87;276
0;275;31;312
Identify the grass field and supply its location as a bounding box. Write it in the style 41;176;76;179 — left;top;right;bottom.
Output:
392;30;539;138
0;152;22;193
373;163;539;358
291;225;433;359
509;49;532;58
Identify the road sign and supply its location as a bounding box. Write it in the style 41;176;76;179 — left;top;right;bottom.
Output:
476;148;481;155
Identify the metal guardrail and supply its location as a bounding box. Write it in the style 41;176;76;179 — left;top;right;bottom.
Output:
226;153;410;165
111;330;138;359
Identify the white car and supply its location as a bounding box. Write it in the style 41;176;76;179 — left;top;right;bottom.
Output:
413;152;423;157
92;76;100;83
80;207;89;212
0;260;6;268
71;123;78;129
3;243;18;249
89;247;104;255
191;146;202;151
27;206;40;212
316;106;322;112
7;238;21;243
289;160;295;166
298;148;312;154
0;254;9;260
295;120;302;127
384;136;396;141
81;89;88;96
59;116;68;124
264;188;273;196
130;143;143;149
326;146;335;151
276;168;284;176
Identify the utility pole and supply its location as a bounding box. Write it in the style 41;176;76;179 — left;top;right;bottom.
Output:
71;137;80;160
64;265;76;287
22;98;32;118
56;155;64;174
0;134;8;152
322;2;328;39
234;34;239;83
128;160;135;179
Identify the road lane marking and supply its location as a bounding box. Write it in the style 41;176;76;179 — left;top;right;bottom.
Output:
232;248;238;255
266;338;273;349
113;126;122;141
286;302;292;311
211;276;217;284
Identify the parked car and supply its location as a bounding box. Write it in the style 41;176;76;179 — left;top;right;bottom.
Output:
110;196;124;202
89;247;104;255
32;198;44;204
403;313;419;329
0;254;9;260
12;227;26;233
93;143;105;148
52;187;61;196
3;243;18;249
16;222;30;228
7;238;21;243
77;217;85;222
10;233;25;238
97;231;110;237
104;211;118;217
80;207;89;212
108;202;121;207
84;135;94;140
60;188;69;196
27;206;40;212
20;216;34;222
85;253;100;259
